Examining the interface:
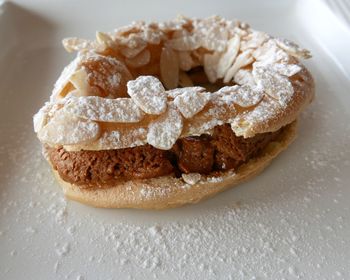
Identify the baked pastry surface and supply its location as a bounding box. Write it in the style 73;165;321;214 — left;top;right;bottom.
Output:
34;16;314;209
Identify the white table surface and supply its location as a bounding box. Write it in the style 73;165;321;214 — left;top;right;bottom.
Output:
0;0;350;279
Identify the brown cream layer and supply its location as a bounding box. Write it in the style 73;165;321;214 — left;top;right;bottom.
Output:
47;123;283;189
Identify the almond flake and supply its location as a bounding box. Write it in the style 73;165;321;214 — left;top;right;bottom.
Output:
33;102;54;133
182;101;236;136
204;52;221;83
160;45;179;89
125;49;151;68
96;31;117;49
51;56;82;101
127;76;167;115
270;63;302;77
174;90;211;118
253;40;289;65
97;127;147;149
200;26;228;52
69;68;91;94
221;85;263;108
182;173;202;185
65;96;144;123
114;24;142;37
166;86;205;99
147;106;183;150
193;16;230;52
38;111;100;145
234;69;256;86
120;35;147;58
217;34;241;79
167;34;201;51
253;65;293;105
240;31;269;51
142;26;163;44
83;55;132;98
274;38;311;59
178;51;193;71
158;21;183;32
65;89;88;98
232;27;248;37
223;49;254;83
62;37;97;53
212;86;240;106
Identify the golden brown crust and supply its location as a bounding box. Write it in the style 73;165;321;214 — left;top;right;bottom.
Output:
52;121;297;209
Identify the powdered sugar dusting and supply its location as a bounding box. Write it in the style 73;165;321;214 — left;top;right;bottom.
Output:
127;76;167;115
274;37;311;59
174;91;210;118
65;96;144;123
35;16;314;150
253;65;294;105
3;116;349;279
97;128;147;150
2;107;350;278
140;185;172;200
37;111;100;145
147;106;183;150
218;85;263;108
231;97;281;137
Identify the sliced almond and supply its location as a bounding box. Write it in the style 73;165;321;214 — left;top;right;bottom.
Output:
253;65;294;105
62;37;98;53
167;34;201;51
120;34;147;58
223;49;254;83
274;38;311;59
217;34;240;79
166;86;205;99
97;127;147;149
182;100;236;136
194;16;229;52
37;111;100;145
174;90;211;118
142;26;163;44
65;96;144;123
201;37;227;53
96;31;118;50
51;56;82;101
253;40;289;65
127;76;167;115
33;102;54;133
182;173;201;185
160;45;179;89
178;51;193;71
203;52;221;83
82;54;132;98
234;69;255;86
69;68;91;94
270;63;302;77
218;85;263;108
125;49;151;68
147;106;183;150
240;31;269;51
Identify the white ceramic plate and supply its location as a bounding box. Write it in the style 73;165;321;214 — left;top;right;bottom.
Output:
1;0;349;279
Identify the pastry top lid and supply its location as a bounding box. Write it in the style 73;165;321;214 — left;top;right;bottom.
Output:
34;15;314;151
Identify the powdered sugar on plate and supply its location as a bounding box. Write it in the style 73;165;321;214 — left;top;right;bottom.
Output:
2;7;350;280
1;104;350;279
